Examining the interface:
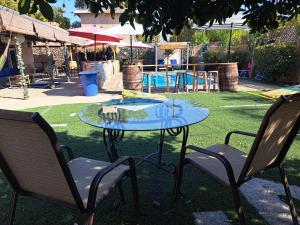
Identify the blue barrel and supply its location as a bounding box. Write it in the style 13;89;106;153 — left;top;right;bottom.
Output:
79;70;98;96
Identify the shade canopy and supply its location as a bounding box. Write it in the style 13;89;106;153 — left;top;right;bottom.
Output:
0;6;76;43
102;23;144;36
84;40;152;49
193;13;249;31
68;26;122;42
159;42;189;50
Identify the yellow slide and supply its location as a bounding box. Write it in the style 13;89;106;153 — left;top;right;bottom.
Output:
122;90;167;101
262;85;300;99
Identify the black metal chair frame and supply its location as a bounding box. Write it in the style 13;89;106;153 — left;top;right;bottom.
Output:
175;94;300;225
0;111;140;225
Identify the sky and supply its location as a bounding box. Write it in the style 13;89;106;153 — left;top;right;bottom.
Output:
54;0;79;23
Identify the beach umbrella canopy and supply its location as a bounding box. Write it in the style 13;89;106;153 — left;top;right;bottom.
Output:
101;23;144;36
102;23;144;63
130;41;152;49
68;25;122;60
68;26;122;42
84;40;152;49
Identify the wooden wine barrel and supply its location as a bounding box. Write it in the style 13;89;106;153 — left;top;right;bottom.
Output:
218;63;239;92
122;65;142;91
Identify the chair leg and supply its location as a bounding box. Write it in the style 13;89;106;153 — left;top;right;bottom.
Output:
128;158;140;214
279;164;299;225
174;156;187;201
117;181;125;203
230;184;246;225
83;213;94;225
173;73;178;93
7;190;18;225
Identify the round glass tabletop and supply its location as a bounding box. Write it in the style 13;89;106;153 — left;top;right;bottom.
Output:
79;98;209;131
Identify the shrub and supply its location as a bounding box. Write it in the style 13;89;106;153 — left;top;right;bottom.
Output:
230;51;251;69
254;44;297;81
203;51;226;63
203;50;251;69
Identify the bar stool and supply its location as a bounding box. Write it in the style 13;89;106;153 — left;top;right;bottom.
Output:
207;70;219;91
174;71;188;93
193;71;208;92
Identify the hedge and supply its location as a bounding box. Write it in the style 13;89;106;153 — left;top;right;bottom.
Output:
203;50;250;69
254;44;297;81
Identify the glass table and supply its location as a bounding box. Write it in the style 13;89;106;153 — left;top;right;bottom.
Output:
79;98;209;173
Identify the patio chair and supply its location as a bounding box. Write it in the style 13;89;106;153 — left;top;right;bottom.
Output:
170;59;181;70
0;109;140;225
175;93;300;225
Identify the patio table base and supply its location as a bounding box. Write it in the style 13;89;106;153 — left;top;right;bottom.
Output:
102;126;189;175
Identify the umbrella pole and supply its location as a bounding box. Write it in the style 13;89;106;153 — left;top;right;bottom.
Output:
94;34;96;61
130;35;133;64
227;23;233;62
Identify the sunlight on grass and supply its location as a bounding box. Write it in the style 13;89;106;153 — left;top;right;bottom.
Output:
1;92;298;225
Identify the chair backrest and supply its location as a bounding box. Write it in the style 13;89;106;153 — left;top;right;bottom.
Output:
170;59;177;65
158;59;164;65
0;110;83;209
239;93;300;182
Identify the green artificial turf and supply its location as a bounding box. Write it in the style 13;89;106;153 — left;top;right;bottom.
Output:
0;91;299;225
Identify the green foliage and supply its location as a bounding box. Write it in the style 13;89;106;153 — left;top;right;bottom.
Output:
230;51;251;69
170;26;195;42
231;30;248;45
203;51;227;63
0;0;18;10
206;30;230;48
71;21;81;28
191;31;209;46
0;0;70;28
53;7;70;29
15;0;300;40
203;50;250;68
203;30;248;48
254;44;297;80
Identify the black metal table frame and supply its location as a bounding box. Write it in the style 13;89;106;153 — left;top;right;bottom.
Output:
102;126;189;174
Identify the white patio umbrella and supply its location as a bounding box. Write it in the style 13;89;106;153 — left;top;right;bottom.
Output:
192;13;249;60
102;23;144;63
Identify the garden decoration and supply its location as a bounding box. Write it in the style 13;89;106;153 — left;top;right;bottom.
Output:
15;35;29;100
62;43;71;82
45;41;55;89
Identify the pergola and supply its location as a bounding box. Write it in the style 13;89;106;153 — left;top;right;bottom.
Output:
192;13;249;60
0;6;84;44
154;42;190;72
0;6;86;98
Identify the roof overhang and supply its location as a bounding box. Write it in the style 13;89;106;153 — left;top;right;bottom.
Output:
158;42;189;50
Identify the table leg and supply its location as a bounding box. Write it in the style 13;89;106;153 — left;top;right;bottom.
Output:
103;128;124;162
147;74;151;94
172;126;189;199
158;130;165;166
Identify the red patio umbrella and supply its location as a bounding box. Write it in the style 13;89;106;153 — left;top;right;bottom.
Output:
68;25;122;60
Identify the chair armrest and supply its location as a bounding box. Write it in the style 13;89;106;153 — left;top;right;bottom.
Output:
86;156;134;210
184;145;237;186
59;145;74;161
225;131;256;144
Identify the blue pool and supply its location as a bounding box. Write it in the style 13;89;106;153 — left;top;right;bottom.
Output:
142;72;203;87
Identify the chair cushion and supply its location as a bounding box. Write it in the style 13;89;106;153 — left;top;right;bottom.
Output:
68;157;129;208
186;144;248;186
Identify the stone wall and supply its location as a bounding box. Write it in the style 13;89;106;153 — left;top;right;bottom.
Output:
32;47;65;66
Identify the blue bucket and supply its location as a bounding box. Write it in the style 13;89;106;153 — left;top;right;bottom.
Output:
79;70;98;96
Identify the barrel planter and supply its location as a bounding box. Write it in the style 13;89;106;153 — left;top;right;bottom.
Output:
122;65;142;91
218;63;239;92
